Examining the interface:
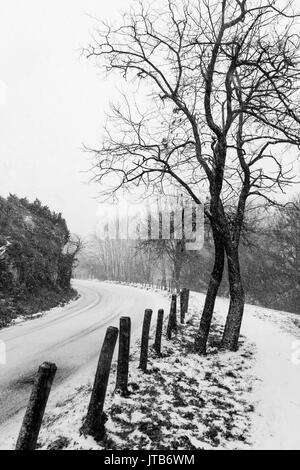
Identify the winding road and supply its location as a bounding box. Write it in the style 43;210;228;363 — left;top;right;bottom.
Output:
0;280;168;448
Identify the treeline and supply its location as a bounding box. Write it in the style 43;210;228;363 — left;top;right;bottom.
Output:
0;195;79;327
75;236;152;284
76;197;300;315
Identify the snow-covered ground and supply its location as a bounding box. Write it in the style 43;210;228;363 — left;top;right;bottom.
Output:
197;292;300;450
198;292;300;450
1;281;300;450
240;306;300;449
127;284;300;450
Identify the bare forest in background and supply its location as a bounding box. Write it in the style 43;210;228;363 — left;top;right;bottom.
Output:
75;196;300;315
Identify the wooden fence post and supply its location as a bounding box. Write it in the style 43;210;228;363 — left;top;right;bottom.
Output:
180;288;187;324
166;294;177;340
115;317;131;397
185;289;190;316
16;362;57;450
139;309;152;372
153;309;164;356
82;326;118;440
173;294;177;331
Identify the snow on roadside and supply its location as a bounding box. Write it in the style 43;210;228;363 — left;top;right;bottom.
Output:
240;307;300;449
243;302;300;340
7;291;82;328
37;289;256;450
188;290;300;450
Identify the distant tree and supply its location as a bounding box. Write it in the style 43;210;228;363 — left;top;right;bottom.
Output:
138;238;187;291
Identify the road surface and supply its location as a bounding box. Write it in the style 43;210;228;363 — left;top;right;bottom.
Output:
0;280;168;448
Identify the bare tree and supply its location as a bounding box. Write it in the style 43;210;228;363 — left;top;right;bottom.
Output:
139;238;187;291
86;0;300;351
65;234;86;270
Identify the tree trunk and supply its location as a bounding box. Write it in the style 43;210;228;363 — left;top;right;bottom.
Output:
174;264;181;293
161;254;167;290
194;230;225;354
174;240;185;293
222;247;245;351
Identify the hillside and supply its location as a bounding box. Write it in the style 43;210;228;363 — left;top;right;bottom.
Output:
0;194;77;328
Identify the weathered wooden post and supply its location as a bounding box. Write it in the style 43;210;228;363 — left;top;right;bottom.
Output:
185;289;190;316
115;317;131;397
16;362;57;450
173;294;177;331
82;326;119;440
180;288;187;324
166;294;177;340
153;309;164;356
139;309;152;372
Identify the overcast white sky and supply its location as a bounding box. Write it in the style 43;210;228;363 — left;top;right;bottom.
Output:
0;0;129;236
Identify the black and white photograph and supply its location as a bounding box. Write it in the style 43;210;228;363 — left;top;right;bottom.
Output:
1;0;300;455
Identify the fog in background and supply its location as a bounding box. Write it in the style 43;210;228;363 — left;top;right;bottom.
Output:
1;0;299;237
0;0;130;235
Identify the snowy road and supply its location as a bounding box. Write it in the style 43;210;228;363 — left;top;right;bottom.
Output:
0;280;168;447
